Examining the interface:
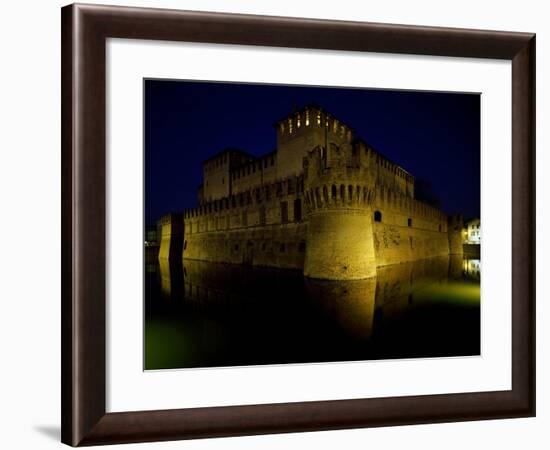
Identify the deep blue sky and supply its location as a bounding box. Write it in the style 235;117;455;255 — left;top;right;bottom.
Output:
145;79;480;226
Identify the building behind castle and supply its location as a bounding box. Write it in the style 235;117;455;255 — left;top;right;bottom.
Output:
159;105;464;280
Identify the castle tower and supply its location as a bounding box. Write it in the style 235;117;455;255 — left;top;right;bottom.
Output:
158;213;184;261
201;149;255;204
302;141;377;280
447;214;465;256
275;106;353;179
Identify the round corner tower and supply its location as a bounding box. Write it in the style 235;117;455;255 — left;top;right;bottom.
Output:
447;214;465;256
302;140;377;280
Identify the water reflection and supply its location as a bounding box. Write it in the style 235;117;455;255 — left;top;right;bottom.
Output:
145;256;480;370
463;258;481;280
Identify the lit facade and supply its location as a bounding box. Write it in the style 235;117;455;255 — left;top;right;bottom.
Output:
465;218;481;244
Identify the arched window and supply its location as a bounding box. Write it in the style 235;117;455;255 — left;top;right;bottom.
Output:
374;211;382;222
408;218;413;227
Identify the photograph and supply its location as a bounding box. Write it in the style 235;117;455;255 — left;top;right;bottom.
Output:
144;80;481;370
0;0;540;447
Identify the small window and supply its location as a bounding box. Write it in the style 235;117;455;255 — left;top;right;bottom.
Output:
299;241;306;252
408;218;412;227
374;211;382;222
280;201;289;224
280;243;286;253
438;224;442;232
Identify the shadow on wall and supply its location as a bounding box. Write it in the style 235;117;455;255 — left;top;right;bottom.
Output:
33;425;60;442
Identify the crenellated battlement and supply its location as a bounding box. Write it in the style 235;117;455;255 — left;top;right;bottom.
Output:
275;105;353;144
303;144;374;213
184;174;304;219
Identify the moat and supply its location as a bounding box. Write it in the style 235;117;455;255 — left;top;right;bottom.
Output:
144;256;480;370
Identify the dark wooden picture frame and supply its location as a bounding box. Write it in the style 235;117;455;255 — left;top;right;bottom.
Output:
61;3;535;446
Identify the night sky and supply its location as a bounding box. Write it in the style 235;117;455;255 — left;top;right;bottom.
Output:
145;79;480;226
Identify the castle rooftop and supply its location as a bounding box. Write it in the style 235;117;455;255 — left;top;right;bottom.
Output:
202;147;255;165
272;103;355;132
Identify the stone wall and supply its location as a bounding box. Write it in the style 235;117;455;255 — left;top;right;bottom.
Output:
231;152;277;195
181;175;451;279
448;214;465;256
304;208;376;280
158;213;184;261
184;223;307;270
201;149;255;203
370;185;449;266
184;176;306;270
202;157;230;202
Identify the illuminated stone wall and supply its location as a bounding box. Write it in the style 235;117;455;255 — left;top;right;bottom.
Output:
448;214;465;256
369;185;450;267
201;149;255;203
158;213;184;261
183;175;307;270
179;186;454;279
231;152;277;195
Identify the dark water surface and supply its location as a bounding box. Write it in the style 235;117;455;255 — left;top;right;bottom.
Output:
144;256;480;370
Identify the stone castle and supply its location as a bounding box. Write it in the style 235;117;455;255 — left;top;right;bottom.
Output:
159;105;464;280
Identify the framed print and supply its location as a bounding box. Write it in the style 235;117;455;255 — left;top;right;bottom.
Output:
61;3;535;446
